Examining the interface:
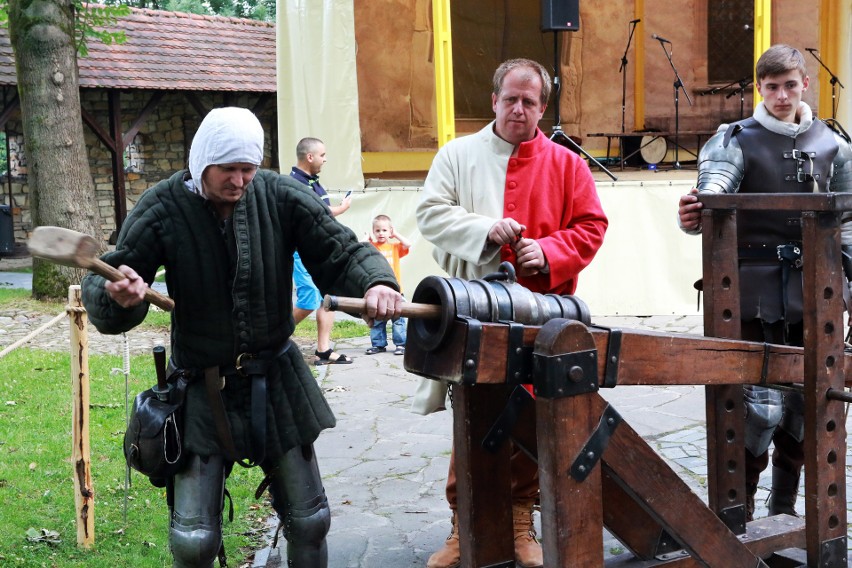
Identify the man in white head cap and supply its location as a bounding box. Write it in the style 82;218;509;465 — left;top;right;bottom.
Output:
83;107;403;567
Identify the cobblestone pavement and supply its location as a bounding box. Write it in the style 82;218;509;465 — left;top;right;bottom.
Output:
2;277;850;566
256;315;852;567
0;306;171;356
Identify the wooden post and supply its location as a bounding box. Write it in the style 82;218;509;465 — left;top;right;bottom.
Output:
801;211;848;565
69;285;94;547
701;207;747;533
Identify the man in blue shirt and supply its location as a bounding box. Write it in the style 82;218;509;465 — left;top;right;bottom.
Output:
291;137;354;364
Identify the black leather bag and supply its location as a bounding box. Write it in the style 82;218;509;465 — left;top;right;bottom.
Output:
123;375;188;483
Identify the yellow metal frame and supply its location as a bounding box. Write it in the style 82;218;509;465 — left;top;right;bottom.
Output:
818;0;840;118
432;0;455;147
752;0;771;101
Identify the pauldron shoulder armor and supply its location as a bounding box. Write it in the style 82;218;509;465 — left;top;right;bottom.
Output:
696;125;745;194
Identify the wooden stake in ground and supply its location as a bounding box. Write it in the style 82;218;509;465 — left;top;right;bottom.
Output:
69;285;94;547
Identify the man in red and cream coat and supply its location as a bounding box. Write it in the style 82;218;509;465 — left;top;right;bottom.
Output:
415;58;608;568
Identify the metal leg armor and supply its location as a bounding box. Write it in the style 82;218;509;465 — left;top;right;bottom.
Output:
778;390;805;444
768;396;805;517
266;444;330;568
170;453;226;568
743;384;784;457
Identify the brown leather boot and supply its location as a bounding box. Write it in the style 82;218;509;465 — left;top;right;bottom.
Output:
745;482;757;522
513;500;543;568
426;512;460;568
768;466;800;517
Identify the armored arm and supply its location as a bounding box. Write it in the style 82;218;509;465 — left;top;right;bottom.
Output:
826;131;852;278
696;128;745;195
678;128;744;236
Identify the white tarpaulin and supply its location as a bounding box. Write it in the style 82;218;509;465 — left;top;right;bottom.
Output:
333;180;703;317
276;0;363;189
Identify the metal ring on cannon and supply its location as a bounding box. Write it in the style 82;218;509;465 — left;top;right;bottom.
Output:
409;261;591;352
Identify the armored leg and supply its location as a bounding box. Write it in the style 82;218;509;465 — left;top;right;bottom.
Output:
768;418;804;517
169;453;226;568
266;444;330;568
744;448;769;521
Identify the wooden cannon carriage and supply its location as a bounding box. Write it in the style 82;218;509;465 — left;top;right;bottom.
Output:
395;193;852;567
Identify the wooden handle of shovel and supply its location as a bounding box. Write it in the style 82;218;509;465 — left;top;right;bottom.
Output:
88;258;175;312
322;294;441;320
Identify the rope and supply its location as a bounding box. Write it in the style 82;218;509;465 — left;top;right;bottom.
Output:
0;310;66;359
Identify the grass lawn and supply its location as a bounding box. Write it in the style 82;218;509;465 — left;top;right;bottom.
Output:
0;289;369;567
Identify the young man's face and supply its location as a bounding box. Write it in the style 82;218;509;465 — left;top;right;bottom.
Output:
306;143;327;176
372;220;392;243
492;68;546;146
202;162;258;207
757;69;809;124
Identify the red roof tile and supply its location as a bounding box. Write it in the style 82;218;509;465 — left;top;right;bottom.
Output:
0;6;276;92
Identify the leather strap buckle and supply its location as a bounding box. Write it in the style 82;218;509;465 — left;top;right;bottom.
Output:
235;352;255;377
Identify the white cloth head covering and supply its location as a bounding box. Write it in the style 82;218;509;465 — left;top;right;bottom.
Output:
188;107;264;196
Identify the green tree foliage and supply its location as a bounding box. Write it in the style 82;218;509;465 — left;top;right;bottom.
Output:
101;0;275;21
0;1;131;56
74;3;131;56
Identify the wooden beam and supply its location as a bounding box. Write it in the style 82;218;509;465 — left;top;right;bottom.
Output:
701;206;746;526
183;91;208;119
606;515;806;567
535;320;604;565
601;393;768;567
453;384;514;567
108;91;126;231
81;107;117;154
801;212;848;566
122;91;164;148
0;94;19;127
251;93;272;115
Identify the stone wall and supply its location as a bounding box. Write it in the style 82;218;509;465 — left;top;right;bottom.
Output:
2;90;277;245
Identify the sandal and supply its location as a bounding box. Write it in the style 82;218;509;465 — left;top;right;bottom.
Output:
314;349;354;366
365;346;387;355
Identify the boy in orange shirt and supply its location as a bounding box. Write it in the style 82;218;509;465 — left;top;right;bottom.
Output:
367;214;411;355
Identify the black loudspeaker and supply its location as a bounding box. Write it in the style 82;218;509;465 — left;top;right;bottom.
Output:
540;0;579;32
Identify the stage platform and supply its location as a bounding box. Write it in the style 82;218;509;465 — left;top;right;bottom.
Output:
590;164;698;188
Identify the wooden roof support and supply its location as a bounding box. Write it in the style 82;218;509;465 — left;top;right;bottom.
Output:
108;91;127;234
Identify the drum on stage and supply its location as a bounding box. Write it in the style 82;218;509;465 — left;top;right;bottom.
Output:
639;135;667;165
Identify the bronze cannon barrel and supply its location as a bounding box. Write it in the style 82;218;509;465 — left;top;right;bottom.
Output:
323;263;589;352
407;263;589;351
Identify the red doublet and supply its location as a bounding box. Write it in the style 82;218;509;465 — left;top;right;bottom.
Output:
500;130;608;295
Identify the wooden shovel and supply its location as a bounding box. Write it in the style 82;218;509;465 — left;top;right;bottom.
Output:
27;226;175;312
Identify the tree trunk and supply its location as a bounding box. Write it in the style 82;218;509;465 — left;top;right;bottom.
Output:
9;0;102;299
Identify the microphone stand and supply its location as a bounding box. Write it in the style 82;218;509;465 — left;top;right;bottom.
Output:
699;74;751;96
725;76;752;120
656;37;692;169
806;50;844;119
549;31;617;181
619;19;639;167
620;21;640;133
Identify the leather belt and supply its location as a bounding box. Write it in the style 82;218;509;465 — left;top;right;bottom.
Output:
201;340;293;468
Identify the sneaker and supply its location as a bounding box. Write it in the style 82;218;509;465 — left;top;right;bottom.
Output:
365;346;387;355
394;346;405;355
